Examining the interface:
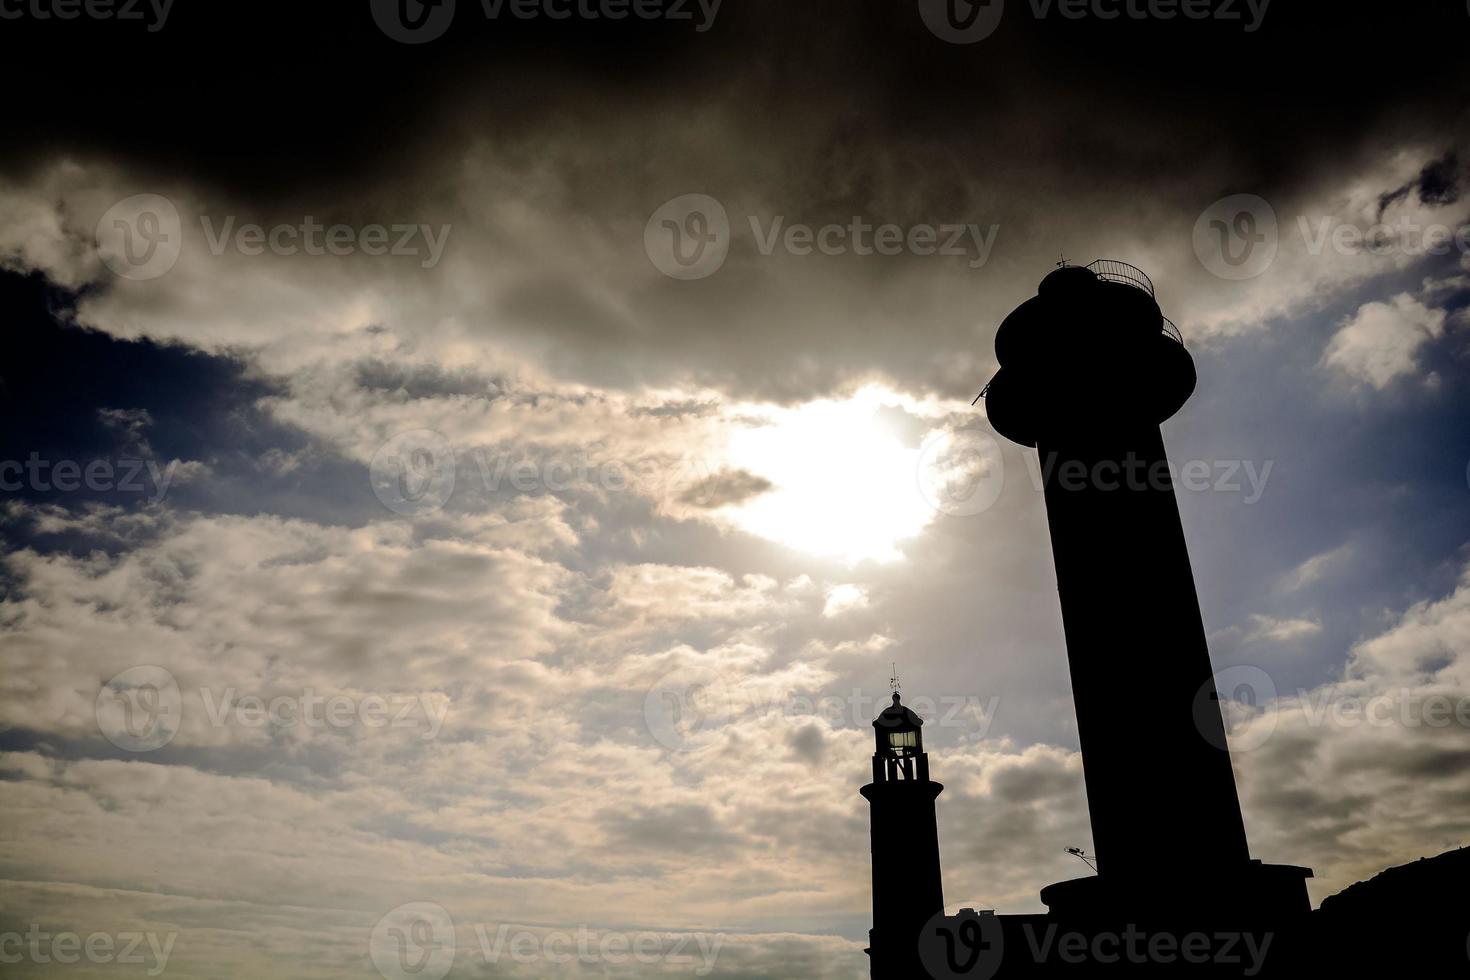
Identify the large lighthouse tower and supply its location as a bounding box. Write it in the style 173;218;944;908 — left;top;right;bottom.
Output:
982;261;1310;922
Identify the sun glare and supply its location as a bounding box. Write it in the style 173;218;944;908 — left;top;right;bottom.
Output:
719;387;948;563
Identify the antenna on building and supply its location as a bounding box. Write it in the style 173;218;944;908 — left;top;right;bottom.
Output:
1066;847;1098;872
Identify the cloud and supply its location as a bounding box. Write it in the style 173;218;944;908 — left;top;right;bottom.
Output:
1280;543;1355;592
4;499;1470;973
1228;563;1470;901
0;168;103;287
1377;150;1461;216
1321;292;1447;389
1247;614;1324;643
822;584;868;618
787;722;829;766
677;468;773;509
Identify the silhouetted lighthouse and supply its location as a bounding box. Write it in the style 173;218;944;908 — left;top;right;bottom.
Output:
861;691;945;977
982;261;1310;921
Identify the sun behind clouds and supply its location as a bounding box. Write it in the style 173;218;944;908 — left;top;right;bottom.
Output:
717;386;974;564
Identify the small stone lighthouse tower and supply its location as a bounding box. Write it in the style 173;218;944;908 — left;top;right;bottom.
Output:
860;691;946;978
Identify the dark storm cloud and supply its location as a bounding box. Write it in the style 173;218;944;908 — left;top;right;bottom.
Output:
1377;151;1463;217
4;3;1466;197
1417;153;1462;206
5;4;1467;402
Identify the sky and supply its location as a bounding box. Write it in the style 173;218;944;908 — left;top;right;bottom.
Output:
2;2;1470;977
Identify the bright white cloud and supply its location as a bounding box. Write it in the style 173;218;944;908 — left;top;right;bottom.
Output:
1168;146;1467;338
1247;614;1324;643
822;584;868;617
1321;292;1447;389
718;387;965;563
1280;542;1355;592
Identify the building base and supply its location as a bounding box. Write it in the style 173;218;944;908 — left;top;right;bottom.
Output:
1039;860;1313;922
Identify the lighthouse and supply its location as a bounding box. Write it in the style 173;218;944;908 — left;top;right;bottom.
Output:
981;261;1310;921
860;691;946;977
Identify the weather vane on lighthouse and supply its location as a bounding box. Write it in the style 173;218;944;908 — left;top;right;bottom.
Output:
889;663;900;698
